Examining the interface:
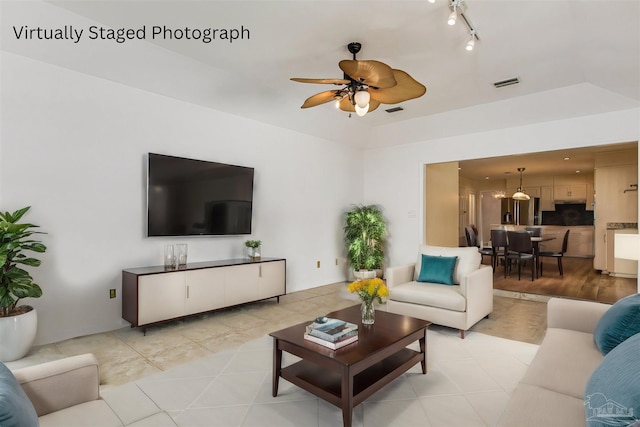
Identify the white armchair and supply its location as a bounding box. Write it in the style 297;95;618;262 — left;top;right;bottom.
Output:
384;245;493;338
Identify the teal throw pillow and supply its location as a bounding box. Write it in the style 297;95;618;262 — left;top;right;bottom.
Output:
417;254;458;285
585;332;640;427
0;362;38;427
594;293;640;355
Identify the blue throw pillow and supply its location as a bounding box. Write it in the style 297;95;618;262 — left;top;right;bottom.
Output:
594;293;640;355
417;254;458;285
0;362;38;427
585;332;640;427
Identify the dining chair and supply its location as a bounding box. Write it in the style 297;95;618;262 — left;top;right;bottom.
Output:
506;231;535;281
490;229;508;274
539;229;570;276
464;225;476;247
466;225;492;264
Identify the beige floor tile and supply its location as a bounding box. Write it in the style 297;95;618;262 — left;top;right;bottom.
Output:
13;282;552;392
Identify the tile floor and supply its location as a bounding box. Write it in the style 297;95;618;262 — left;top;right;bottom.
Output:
96;328;539;426
9;282;548;391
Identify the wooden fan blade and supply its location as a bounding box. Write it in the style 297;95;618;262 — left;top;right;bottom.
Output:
338;60;396;89
301;90;344;109
291;78;350;85
338;98;381;113
368;69;426;104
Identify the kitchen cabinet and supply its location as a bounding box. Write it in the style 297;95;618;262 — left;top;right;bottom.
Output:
594;164;638;271
554;185;587;201
525;186;541;198
540;186;554;211
122;258;286;332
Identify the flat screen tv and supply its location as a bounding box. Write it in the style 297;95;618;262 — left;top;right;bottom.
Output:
147;153;254;236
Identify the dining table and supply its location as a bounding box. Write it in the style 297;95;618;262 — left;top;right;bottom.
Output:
530;236;556;277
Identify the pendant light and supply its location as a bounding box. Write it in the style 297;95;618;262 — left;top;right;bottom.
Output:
512;167;531;200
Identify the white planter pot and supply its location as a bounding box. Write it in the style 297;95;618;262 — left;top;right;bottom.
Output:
352;269;377;280
0;307;37;362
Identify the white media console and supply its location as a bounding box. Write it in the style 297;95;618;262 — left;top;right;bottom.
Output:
122;258;286;333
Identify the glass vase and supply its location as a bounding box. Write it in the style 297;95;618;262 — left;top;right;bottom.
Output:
361;301;375;325
247;246;261;260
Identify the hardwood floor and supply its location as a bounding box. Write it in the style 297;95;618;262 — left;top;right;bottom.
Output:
488;256;637;304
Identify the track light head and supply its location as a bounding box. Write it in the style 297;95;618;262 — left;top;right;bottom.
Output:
447;8;457;25
466;31;475;51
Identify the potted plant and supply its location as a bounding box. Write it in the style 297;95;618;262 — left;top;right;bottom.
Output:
244;239;262;260
344;204;387;279
0;206;47;361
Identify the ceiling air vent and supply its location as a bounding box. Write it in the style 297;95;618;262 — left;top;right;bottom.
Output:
385;106;404;113
493;77;520;88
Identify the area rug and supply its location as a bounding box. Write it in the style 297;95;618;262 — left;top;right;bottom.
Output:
101;327;539;427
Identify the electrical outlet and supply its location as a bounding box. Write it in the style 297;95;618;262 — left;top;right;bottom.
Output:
317;261;321;268
109;289;116;299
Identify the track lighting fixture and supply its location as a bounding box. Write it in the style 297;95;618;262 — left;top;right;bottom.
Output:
446;0;480;51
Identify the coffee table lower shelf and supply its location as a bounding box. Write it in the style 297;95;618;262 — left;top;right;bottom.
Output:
280;348;422;408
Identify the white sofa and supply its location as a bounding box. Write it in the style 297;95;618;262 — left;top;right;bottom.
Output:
384;245;493;338
498;297;611;426
9;353;176;427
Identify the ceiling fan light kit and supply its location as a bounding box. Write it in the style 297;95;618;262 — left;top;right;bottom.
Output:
291;42;426;117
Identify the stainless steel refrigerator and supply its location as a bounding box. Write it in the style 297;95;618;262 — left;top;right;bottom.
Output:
501;197;541;225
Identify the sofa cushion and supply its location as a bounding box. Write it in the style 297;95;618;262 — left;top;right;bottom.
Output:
593;293;640;355
417;254;457;285
415;245;480;285
0;362;39;427
498;383;586;427
584;332;640;427
520;328;603;399
388;281;466;312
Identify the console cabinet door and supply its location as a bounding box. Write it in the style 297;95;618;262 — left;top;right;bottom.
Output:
185;268;226;315
224;264;259;306
138;272;186;325
259;261;286;300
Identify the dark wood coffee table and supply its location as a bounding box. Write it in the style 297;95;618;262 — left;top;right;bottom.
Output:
269;305;430;427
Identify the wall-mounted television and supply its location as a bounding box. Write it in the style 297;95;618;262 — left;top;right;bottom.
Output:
147;153;254;236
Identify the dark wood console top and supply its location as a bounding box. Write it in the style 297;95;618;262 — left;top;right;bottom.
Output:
123;257;285;276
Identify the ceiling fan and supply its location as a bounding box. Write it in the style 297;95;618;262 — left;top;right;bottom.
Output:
291;42;427;117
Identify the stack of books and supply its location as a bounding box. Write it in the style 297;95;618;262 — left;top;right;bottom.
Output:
304;317;358;349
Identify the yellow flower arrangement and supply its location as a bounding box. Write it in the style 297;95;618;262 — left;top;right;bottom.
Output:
348;278;389;306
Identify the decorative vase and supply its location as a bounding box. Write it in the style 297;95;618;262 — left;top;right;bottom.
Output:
361;301;375;325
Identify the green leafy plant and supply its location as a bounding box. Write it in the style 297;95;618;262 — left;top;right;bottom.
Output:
0;207;47;317
344;204;387;271
244;240;262;248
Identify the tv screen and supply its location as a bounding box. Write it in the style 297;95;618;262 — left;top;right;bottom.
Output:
147;153;254;236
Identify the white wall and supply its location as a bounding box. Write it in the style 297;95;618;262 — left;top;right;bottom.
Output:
364;108;640;269
0;53;364;345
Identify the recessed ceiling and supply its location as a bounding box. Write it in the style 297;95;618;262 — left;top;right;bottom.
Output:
2;0;638;147
458;141;638;181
